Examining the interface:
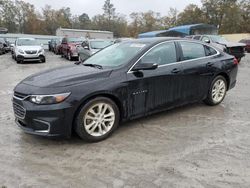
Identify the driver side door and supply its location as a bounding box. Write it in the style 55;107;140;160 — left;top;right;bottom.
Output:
126;42;184;118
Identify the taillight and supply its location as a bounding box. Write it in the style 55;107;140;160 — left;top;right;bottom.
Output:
233;58;238;65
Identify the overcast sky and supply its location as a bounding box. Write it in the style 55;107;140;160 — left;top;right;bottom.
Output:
23;0;202;18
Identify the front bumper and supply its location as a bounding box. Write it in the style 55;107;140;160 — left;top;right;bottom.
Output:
16;54;45;62
12;96;74;138
71;51;78;57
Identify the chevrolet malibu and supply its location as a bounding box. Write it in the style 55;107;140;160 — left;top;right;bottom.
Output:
13;38;238;142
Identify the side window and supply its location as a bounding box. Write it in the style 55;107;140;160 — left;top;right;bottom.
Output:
193;36;201;40
141;42;177;66
82;41;89;49
179;41;206;60
205;46;217;56
201;36;210;43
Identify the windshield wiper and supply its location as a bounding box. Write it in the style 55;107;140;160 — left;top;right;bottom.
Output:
83;63;103;69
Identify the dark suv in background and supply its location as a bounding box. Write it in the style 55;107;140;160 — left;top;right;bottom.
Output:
0;40;4;55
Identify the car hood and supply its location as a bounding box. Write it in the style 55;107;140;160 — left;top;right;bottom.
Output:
21;65;112;88
17;45;43;51
217;42;246;48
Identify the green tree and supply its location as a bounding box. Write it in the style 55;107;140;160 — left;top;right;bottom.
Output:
103;0;115;31
162;8;178;29
15;1;38;34
177;4;206;25
239;0;250;33
79;13;91;29
0;0;17;32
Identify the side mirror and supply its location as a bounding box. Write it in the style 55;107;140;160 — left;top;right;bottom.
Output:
204;39;210;43
84;46;89;50
132;62;158;71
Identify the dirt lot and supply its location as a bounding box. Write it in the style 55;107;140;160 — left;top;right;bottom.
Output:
0;52;249;188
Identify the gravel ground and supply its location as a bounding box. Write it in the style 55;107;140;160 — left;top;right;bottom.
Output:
0;52;249;188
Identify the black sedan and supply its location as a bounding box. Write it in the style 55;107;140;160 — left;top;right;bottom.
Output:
13;38;238;142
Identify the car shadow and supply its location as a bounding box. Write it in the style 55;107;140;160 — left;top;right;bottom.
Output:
19;101;215;146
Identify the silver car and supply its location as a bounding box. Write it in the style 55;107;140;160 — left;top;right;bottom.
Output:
13;38;46;63
77;39;113;62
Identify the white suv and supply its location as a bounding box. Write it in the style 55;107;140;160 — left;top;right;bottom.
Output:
13;38;46;63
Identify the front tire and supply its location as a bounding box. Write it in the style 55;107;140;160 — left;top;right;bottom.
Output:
74;97;120;142
67;52;72;61
204;75;227;106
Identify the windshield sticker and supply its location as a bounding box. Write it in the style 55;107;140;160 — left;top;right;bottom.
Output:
130;43;146;48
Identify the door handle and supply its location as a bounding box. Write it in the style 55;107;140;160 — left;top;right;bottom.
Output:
206;62;214;67
171;68;181;74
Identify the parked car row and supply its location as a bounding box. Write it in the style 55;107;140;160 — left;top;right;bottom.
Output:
49;37;114;62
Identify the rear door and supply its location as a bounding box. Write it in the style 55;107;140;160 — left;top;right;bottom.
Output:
127;41;184;117
177;41;219;102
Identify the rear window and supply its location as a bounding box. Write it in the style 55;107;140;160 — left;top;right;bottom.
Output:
205;46;217;56
180;41;206;60
68;38;84;43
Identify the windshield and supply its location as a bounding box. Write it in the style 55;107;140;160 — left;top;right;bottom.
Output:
83;42;146;67
210;36;228;43
68;38;84;43
90;41;113;49
17;39;38;46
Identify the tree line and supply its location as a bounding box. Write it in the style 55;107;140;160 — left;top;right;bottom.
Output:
0;0;249;37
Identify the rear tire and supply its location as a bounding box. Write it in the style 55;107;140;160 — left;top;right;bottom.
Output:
204;75;227;106
74;97;120;142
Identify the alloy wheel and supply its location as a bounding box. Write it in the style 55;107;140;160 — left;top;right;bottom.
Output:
212;79;226;103
83;103;115;137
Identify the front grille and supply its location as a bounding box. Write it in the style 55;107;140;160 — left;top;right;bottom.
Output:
13;103;26;119
25;50;37;54
14;92;29;100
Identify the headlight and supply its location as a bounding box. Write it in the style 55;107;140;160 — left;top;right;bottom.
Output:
29;92;71;104
38;49;44;53
18;49;24;54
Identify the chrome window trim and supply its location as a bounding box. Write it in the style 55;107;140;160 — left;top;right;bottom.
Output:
127;40;220;73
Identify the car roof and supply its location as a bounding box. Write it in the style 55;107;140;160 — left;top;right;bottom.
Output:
124;37;183;44
17;38;36;40
87;39;113;42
